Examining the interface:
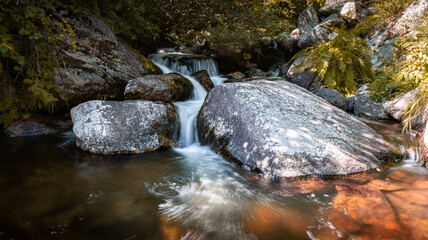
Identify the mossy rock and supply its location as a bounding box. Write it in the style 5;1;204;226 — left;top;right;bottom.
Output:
191;70;214;91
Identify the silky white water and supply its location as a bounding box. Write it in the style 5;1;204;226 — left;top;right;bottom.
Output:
149;54;271;239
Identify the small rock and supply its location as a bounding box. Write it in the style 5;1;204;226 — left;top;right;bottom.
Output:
286;56;318;89
315;87;347;110
297;6;319;34
259;37;273;47
247;68;266;78
298;14;345;49
347;94;356;112
191;70;214;91
225;71;246;80
339;2;358;21
383;88;418;121
354;91;390;119
318;0;350;16
124;73;193;102
269;62;290;77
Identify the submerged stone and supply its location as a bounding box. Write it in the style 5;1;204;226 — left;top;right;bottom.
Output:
71;100;179;154
197;80;400;178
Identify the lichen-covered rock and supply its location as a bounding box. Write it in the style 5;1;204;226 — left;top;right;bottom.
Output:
354;91;390;119
197;80;400;178
5;114;71;136
191;70;214;91
383;88;418;121
124;73;193;102
318;0;350;16
339;2;357;21
297;6;319;34
71;100;179;154
315;87;347;110
286;56;318;89
52;13;161;107
298;14;345;49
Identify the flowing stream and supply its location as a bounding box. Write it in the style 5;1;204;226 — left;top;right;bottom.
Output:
0;54;428;239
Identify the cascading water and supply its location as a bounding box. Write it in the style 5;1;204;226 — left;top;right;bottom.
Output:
149;53;225;147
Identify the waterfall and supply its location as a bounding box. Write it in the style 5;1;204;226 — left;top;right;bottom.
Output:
149;53;226;147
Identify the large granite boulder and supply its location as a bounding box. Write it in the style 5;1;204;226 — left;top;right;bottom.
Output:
124;73;193;102
298;14;345;49
191;70;214;91
71;100;179;154
197;80;400;178
315;87;347;110
52;13;161;107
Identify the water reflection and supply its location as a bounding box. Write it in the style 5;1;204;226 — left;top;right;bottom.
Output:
0;119;427;239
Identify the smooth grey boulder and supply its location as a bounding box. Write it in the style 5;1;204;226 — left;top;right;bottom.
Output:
52;13;161;107
71;100;179;154
298;14;345;49
297;6;319;34
124;73;193;102
197;80;400;178
353;91;390;119
315;87;347;110
383;88;418;121
286;56;318;89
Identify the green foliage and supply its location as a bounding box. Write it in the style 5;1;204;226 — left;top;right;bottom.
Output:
369;12;428;130
371;0;415;24
291;19;376;94
0;0;74;126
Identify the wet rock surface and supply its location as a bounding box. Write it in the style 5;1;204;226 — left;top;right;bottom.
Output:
191;70;214;91
71;100;179;154
197;80;399;178
124;73;193;102
5;114;72;136
51;13;161;107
